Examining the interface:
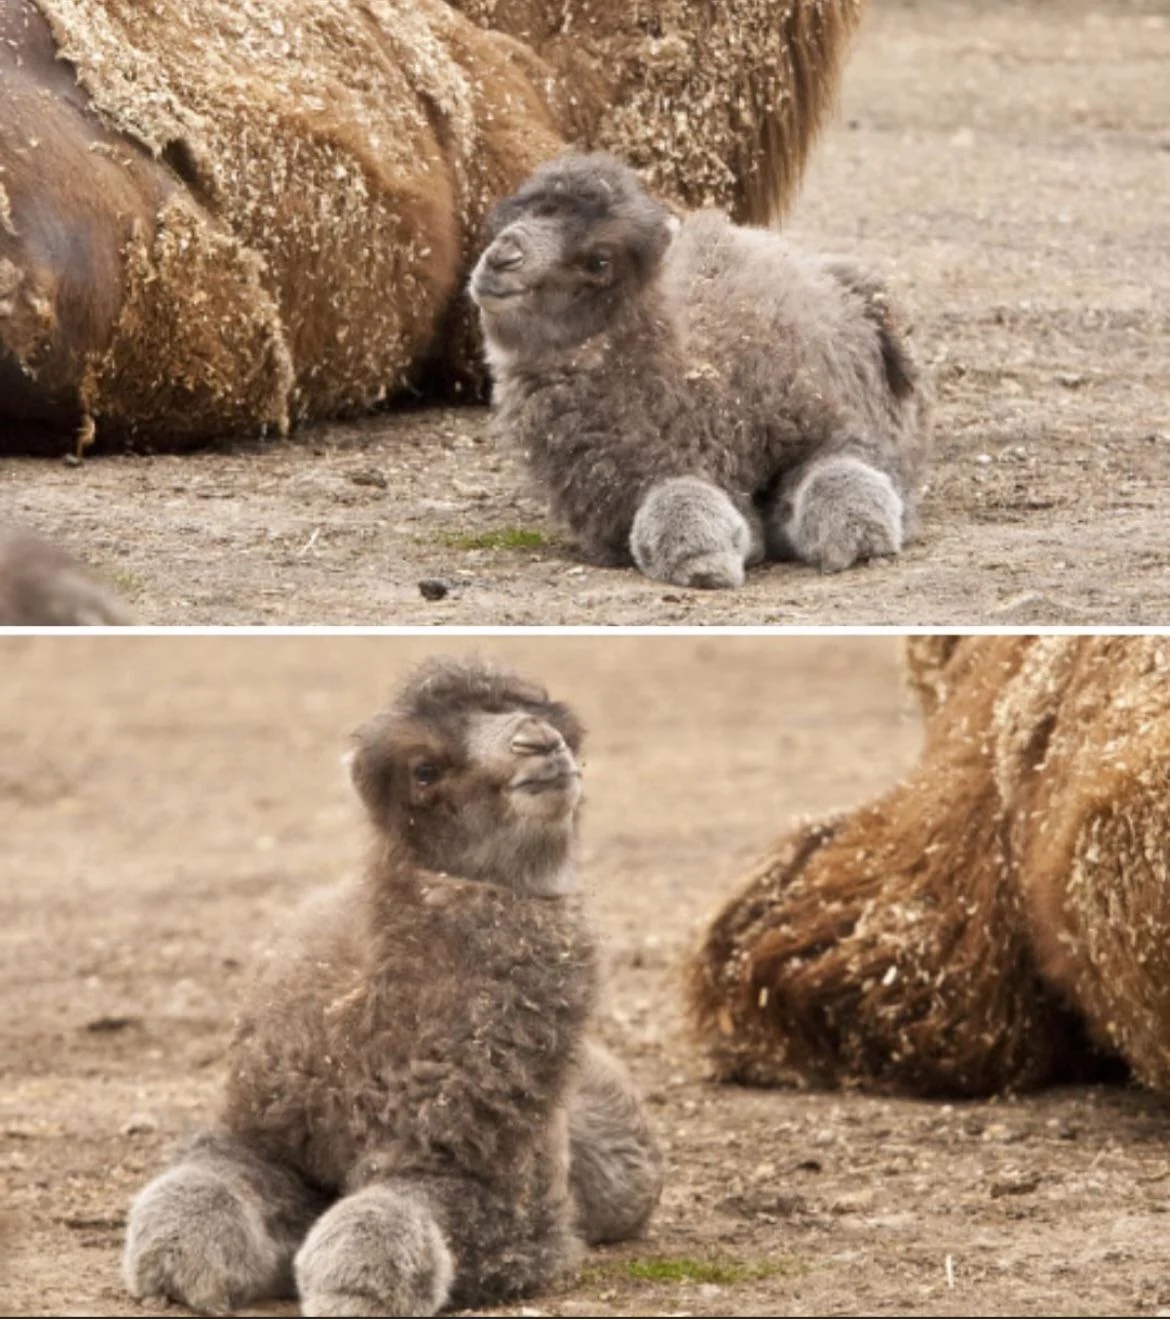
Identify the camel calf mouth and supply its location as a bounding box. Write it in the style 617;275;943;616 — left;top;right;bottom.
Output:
513;769;581;794
468;276;525;308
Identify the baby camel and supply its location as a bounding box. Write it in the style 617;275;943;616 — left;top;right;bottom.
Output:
471;153;930;589
123;658;662;1316
0;526;131;625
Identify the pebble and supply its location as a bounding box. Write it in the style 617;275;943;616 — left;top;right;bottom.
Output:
348;468;387;489
418;579;449;601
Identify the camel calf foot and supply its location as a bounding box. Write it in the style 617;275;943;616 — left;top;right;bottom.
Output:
124;1163;285;1315
784;456;903;573
293;1184;454;1318
630;476;760;590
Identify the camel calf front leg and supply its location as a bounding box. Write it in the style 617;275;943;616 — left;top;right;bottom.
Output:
569;1041;664;1244
775;454;904;573
630;475;764;589
297;1159;580;1316
293;1182;454;1318
123;1131;323;1315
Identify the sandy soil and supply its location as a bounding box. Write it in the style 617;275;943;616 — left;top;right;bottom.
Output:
2;0;1168;625
6;635;1170;1318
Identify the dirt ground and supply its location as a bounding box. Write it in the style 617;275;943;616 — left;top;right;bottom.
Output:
1;0;1168;625
5;635;1170;1318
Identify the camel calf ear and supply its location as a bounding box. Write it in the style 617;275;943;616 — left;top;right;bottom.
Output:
346;720;397;820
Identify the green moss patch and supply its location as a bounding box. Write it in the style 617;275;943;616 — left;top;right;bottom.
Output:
582;1253;808;1288
440;527;551;552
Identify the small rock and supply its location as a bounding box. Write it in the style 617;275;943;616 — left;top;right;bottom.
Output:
84;1015;141;1034
121;1114;158;1137
418;579;449;601
348;468;387;489
990;1176;1041;1198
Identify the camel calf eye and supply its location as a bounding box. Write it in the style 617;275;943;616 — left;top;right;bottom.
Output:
412;762;441;787
584;252;611;276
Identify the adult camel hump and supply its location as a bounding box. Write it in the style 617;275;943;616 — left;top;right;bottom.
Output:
0;0;863;453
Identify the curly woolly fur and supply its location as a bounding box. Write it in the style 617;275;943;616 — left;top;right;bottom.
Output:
124;657;662;1316
472;153;930;587
688;636;1170;1098
1;0;862;453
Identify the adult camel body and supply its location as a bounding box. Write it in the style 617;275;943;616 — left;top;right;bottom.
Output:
691;637;1170;1099
0;0;863;453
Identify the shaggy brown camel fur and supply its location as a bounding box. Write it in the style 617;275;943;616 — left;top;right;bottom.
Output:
0;0;862;453
471;153;928;587
450;0;863;227
124;658;661;1317
689;636;1170;1098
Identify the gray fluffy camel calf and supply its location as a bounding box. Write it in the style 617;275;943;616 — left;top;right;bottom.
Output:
0;526;131;625
123;658;662;1316
471;153;930;590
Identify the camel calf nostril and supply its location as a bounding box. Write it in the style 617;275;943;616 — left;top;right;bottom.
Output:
487;239;525;272
511;724;564;756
